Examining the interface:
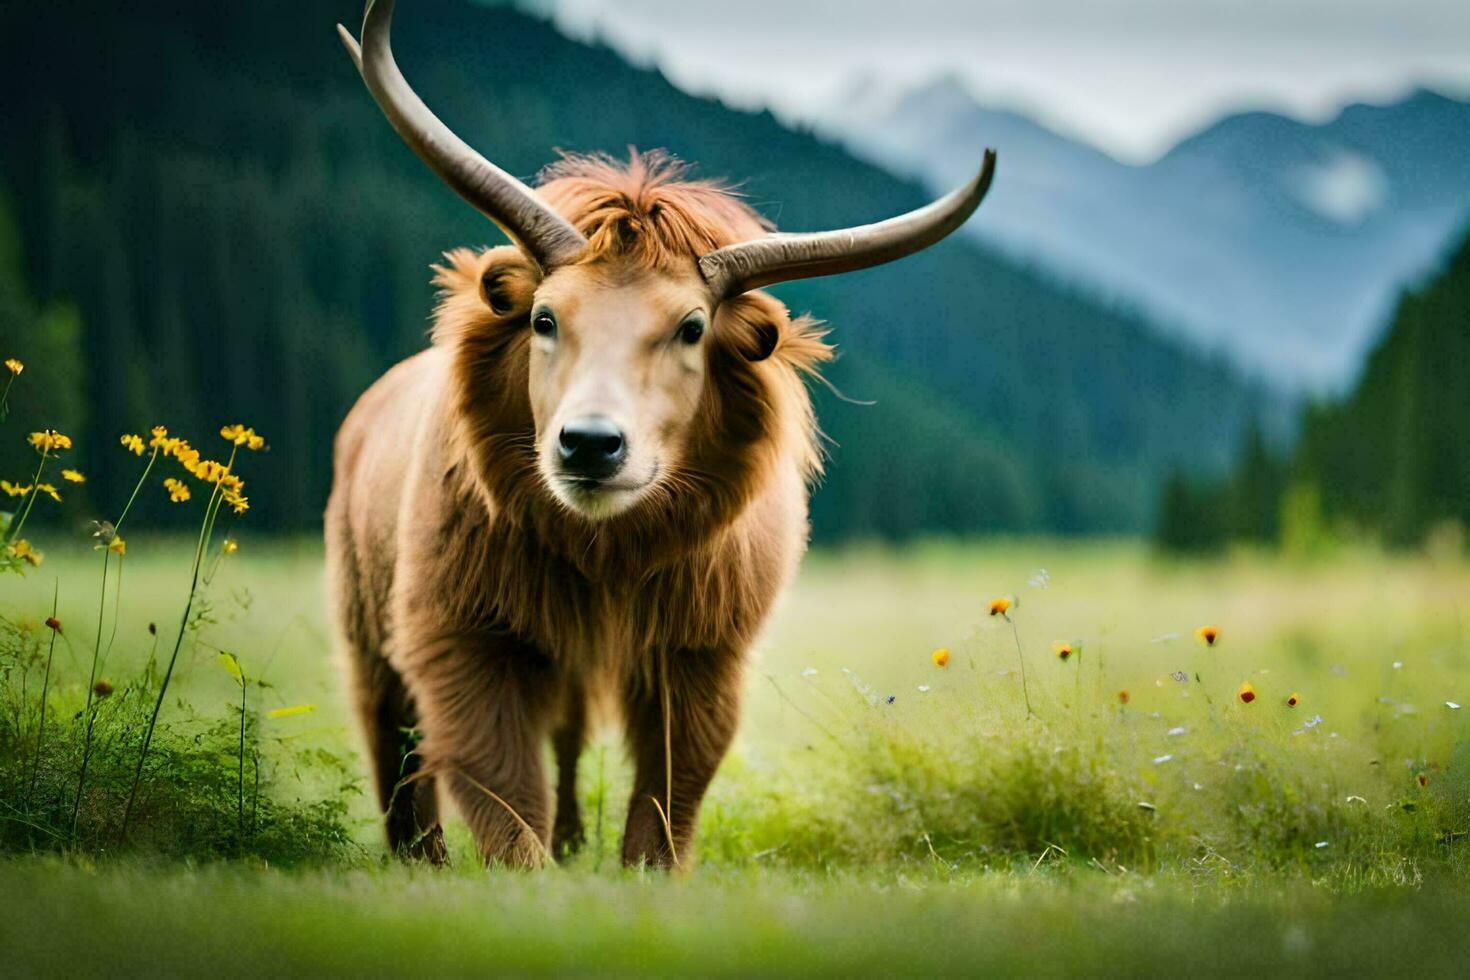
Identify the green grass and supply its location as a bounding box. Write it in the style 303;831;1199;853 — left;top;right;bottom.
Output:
7;860;1470;976
2;536;1469;975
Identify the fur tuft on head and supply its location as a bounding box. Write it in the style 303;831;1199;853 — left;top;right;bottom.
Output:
537;149;771;271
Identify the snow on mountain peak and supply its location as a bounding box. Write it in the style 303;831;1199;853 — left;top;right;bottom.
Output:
1287;151;1388;226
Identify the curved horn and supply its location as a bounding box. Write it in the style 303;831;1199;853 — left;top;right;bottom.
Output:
336;0;587;269
698;150;996;298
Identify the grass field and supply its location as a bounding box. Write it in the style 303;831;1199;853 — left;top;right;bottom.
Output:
3;536;1470;975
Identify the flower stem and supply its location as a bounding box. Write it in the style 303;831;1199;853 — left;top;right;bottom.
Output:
26;580;60;808
97;557;125;679
236;675;247;844
122;455;233;836
72;446;162;835
1009;615;1036;717
5;448;50;546
69;548;110;837
113;447;160;537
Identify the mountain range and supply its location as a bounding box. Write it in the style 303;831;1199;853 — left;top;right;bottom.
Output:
0;0;1277;538
825;75;1470;389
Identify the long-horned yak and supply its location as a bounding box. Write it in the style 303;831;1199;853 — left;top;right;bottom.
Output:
327;0;995;868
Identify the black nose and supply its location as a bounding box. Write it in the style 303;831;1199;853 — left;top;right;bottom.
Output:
558;416;626;480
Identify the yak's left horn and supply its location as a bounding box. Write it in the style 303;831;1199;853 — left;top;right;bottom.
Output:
698;150;996;298
337;0;588;270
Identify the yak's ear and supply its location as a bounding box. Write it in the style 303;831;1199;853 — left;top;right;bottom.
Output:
475;246;539;318
746;326;782;364
433;245;537;316
721;292;788;362
431;246;540;344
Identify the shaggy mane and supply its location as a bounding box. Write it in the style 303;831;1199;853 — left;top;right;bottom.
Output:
536;150;772;271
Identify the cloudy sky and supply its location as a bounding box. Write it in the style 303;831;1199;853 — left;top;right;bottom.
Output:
539;0;1470;162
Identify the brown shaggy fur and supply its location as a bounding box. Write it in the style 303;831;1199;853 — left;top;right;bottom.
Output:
325;152;832;868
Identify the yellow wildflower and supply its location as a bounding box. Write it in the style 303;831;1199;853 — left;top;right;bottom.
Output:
222;489;249;514
222;538;239;555
163;478;191;503
988;596;1012;617
1237;681;1257;704
193;459;228;483
172;441;201;470
1196;625;1219;646
220;424;265;451
27;429;72;453
1286;692;1300;707
931;647;950;668
4;358;22;375
62;469;86;484
149;426;188;457
120;433;145;456
108;537;126;556
1117;690;1130;705
35;483;60;503
8;539;42;567
1;480;30;497
1054;641;1075;661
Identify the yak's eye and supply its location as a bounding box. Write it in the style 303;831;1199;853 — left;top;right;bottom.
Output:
532;310;557;339
677;314;706;346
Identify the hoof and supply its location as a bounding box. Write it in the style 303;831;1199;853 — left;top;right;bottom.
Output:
552;818;585;859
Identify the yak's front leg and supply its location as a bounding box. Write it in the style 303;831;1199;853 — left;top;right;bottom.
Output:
621;646;743;869
551;677;588;858
406;627;559;868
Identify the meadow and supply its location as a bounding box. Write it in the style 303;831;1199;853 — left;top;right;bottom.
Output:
3;528;1470;975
